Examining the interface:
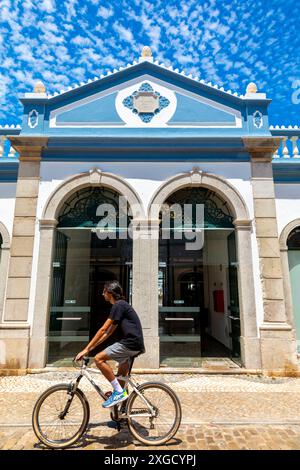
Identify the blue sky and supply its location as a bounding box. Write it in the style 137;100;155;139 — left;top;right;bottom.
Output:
0;0;299;127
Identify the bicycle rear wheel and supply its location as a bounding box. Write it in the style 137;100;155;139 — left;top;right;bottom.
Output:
32;384;90;449
126;382;181;446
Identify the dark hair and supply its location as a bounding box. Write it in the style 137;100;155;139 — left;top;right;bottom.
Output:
104;280;125;300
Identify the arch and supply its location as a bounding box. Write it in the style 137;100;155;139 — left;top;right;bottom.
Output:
30;168;141;368
150;167;260;369
42;168;145;221
0;221;10;249
279;218;300;334
279;218;300;250
148;168;250;222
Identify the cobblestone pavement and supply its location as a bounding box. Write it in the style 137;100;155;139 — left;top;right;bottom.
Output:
1;371;300;450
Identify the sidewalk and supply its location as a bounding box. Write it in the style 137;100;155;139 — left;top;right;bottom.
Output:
0;371;300;450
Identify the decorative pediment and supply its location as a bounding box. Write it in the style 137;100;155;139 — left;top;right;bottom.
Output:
19;57;272;136
46;62;243;130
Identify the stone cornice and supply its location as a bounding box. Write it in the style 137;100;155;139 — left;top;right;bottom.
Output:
233;219;253;230
8;136;48;161
39;219;58;229
243;137;281;162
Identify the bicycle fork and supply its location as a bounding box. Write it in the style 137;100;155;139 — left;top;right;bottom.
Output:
58;376;83;420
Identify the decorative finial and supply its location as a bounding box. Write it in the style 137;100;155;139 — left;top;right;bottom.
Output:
34;81;46;93
246;82;258;94
141;46;152;57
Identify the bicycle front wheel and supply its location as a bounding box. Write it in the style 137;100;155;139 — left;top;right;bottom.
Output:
32;384;90;449
126;382;181;446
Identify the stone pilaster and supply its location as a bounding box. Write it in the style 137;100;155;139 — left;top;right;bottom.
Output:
132;219;160;368
0;238;10;322
244;137;298;372
233;219;261;369
0;137;47;370
28;220;57;369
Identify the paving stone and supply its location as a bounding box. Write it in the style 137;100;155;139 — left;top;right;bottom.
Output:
1;373;300;449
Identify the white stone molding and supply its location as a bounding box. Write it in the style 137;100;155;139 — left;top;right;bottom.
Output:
0;222;10;249
0;222;11;322
148;168;249;221
42;168;145;220
279;218;300;329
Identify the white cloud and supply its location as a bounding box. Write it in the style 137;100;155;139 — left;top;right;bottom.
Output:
39;0;56;14
0;0;298;126
97;6;114;19
113;23;134;43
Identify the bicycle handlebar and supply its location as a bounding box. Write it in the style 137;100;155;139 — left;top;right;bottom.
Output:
72;356;90;368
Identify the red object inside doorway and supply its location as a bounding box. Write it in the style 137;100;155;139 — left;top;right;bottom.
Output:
213;290;224;313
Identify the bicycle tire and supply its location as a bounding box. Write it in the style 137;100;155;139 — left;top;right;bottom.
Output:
32;383;90;449
126;382;181;446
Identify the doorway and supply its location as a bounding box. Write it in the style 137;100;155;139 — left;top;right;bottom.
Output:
47;187;132;365
158;187;241;367
287;226;300;354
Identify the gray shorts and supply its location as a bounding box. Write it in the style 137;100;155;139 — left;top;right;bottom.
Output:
104;342;141;365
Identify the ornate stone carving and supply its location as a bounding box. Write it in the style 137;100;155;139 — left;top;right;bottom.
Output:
122;82;170;123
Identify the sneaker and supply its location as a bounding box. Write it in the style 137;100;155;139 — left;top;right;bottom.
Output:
102;389;128;409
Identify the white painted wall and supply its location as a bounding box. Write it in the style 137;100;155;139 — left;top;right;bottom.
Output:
0;183;16;237
27;161;265;333
275;184;300;238
38;161;254;218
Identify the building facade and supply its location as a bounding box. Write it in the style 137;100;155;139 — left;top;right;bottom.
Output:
0;48;300;372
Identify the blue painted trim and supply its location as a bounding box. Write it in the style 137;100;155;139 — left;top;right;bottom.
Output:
42;151;250;162
273;160;300;183
271;129;300;137
43;62;248;109
44;127;254;137
0;162;18;182
41;136;249;161
0;129;21;136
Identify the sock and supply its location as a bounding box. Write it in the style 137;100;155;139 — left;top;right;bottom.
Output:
111;378;123;393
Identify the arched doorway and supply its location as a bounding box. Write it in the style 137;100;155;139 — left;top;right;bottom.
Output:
0;233;2;264
47;186;133;365
287;226;300;354
158;187;240;367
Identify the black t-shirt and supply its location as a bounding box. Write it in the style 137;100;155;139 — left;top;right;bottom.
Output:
108;300;145;352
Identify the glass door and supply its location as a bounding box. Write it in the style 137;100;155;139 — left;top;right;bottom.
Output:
47;230;132;365
287;227;300;353
227;231;241;359
159;237;203;367
48;229;92;365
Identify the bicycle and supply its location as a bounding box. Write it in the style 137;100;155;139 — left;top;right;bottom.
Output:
32;355;182;449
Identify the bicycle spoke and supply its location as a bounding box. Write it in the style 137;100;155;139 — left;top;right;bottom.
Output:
128;384;180;443
35;387;86;444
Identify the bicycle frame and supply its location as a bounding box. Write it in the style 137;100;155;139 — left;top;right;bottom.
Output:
69;362;156;419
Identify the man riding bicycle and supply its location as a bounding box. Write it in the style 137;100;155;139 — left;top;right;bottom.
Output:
75;280;145;409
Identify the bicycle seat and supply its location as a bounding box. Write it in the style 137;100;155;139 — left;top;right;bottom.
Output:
128;350;145;374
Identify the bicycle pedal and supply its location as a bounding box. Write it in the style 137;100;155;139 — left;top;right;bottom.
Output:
104;391;112;398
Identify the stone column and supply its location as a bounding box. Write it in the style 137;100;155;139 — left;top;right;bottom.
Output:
28;220;57;369
0;137;47;370
132;219;160;369
244;137;298;372
234;219;261;369
0;237;10;321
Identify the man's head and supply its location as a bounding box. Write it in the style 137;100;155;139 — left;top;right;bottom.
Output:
102;280;124;303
